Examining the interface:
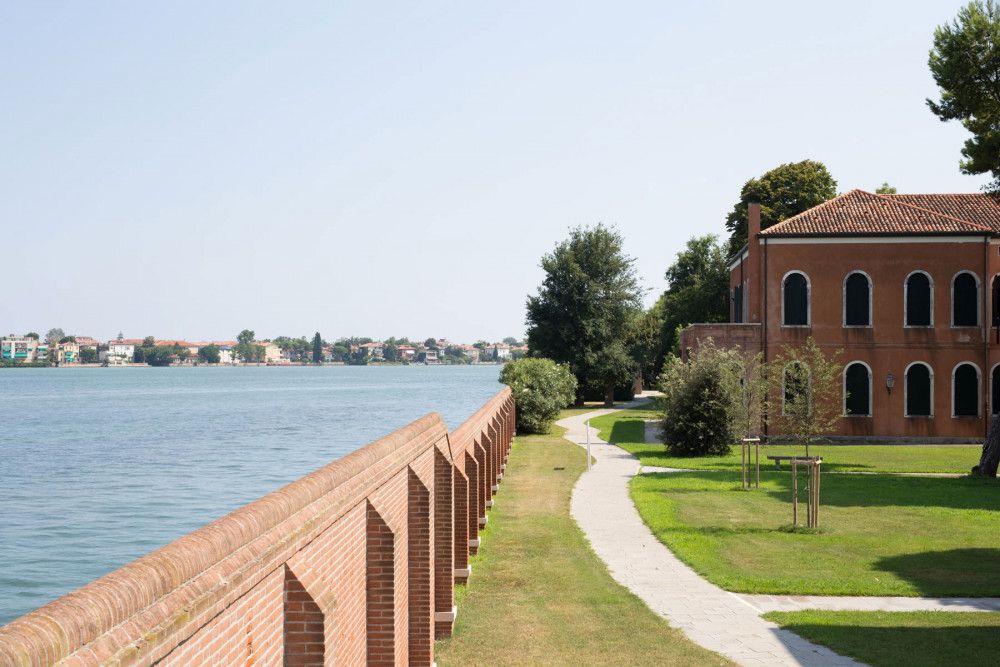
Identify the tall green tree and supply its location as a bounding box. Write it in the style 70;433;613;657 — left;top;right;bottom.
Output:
198;344;221;364
875;181;898;194
928;1;1000;191
45;328;65;346
525;224;642;406
383;341;399;362
655;235;730;369
312;332;323;363
724;160;837;254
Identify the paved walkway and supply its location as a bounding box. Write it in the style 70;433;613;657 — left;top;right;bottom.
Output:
563;400;1000;665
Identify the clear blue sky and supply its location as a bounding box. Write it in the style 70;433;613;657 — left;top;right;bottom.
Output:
0;1;988;343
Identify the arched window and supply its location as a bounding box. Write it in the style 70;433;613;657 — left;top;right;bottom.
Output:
953;363;980;417
905;362;933;417
783;272;809;326
782;362;810;416
732;284;744;323
952;271;979;327
905;272;932;327
844;362;871;416
844;272;872;327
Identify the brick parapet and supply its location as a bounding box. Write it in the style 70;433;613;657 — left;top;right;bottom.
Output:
0;388;514;667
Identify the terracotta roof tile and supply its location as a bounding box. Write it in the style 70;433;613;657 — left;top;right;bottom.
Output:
759;189;994;237
886;193;1000;232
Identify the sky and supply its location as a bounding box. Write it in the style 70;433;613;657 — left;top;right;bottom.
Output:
0;1;990;343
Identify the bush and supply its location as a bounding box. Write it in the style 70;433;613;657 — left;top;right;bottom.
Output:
500;358;577;434
658;342;740;456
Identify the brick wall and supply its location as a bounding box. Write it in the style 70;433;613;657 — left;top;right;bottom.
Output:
0;388;515;667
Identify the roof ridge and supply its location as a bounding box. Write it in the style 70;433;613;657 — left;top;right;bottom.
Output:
759;190;863;236
870;190;994;232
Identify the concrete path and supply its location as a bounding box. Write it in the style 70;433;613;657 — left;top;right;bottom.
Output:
567;402;1000;666
562;404;862;667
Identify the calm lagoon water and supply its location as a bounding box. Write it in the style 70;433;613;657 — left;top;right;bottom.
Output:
0;364;502;625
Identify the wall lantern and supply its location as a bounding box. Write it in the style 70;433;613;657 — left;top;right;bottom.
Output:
886;372;896;394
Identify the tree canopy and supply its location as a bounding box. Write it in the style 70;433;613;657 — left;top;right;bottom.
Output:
875;181;898;194
928;0;1000;191
655;235;730;366
525;224;642;404
312;332;323;363
198;344;221;364
724;160;837;255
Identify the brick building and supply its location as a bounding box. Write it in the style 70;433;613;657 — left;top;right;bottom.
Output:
682;189;1000;442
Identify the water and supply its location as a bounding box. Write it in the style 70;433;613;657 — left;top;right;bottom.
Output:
0;365;502;625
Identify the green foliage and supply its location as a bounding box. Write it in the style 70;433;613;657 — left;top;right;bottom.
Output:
424;337;438;350
724;160;838;254
442;345;471;364
25;332;39;340
312;332;323;363
45;328;65;345
928;1;1000;190
526;224;642;404
775;337;843;456
142;336;156;347
58;336;76;344
658;340;742;456
875;181;898;194
502;336;520;346
175;345;190;363
143;346;174;366
383;342;399;362
500;358;577;433
79;347;98;363
655;235;729;369
198;344;221;364
234;330;263;362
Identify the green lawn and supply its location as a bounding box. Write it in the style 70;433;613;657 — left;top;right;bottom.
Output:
435;416;731;666
590;406;982;474
764;611;1000;667
630;469;1000;596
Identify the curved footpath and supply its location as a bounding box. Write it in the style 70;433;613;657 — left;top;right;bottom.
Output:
561;398;1000;666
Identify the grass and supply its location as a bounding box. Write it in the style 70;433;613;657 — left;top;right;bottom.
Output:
435;416;731;666
589;405;982;474
764;610;1000;667
630;469;1000;596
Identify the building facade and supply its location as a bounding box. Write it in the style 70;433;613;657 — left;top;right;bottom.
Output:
682;189;1000;442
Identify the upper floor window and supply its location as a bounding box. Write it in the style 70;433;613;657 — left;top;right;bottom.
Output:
905;362;933;417
952;271;979;327
844;362;872;416
905;271;932;327
953;362;980;417
782;271;809;326
732;284;744;323
844;272;872;327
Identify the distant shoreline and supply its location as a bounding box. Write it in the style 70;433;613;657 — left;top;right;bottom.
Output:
2;362;506;369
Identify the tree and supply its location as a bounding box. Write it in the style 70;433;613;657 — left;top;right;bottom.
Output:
59;335;76;344
627;308;663;388
876;182;898;194
502;337;520;346
79;348;98;364
143;346;174;366
25;332;39;340
526;224;643;406
724;160;838;254
143;336;156;347
774;338;843;457
198;344;221;364
658;340;742;456
500;358;577;433
383;342;399;362
45;328;65;345
928;1;1000;191
735;350;770;440
656;235;729;369
234;329;261;363
309;333;322;363
424;337;438;350
974;416;1000;476
175;345;191;364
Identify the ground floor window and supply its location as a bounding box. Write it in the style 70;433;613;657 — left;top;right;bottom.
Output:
953;363;979;417
905;363;932;417
844;362;871;416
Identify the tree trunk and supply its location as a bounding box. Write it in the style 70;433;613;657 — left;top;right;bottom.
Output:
973;416;1000;477
603;383;614;408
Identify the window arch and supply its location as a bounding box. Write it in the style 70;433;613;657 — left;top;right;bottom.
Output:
844;271;872;327
904;362;933;417
905;271;933;327
782;361;810;416
782;271;810;326
952;362;981;417
844;361;872;416
952;271;979;327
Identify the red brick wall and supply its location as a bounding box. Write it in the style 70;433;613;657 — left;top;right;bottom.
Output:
0;389;516;667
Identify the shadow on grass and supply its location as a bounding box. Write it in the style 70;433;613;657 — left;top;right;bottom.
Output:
606;419;648;446
874;549;1000;598
773;621;1000;667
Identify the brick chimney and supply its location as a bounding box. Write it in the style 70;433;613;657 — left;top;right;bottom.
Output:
748;201;761;242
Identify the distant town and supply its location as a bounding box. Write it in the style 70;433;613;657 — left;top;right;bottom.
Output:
1;329;528;367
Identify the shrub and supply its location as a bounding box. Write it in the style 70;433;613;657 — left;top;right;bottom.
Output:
500;358;577;434
658;341;741;456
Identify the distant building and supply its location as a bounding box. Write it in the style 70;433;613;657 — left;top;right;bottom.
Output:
492;343;512;360
1;335;47;363
397;344;416;361
108;338;143;364
358;341;384;361
55;341;79;365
